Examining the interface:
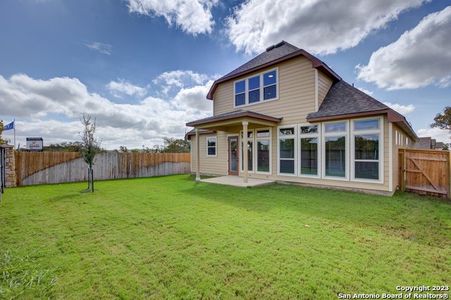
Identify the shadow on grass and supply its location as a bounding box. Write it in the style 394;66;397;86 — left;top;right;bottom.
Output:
182;181;451;247
47;192;86;202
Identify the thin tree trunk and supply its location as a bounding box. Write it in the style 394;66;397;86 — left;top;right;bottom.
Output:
90;168;94;192
87;167;92;191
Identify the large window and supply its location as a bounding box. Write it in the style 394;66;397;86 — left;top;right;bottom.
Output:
300;125;319;176
263;70;277;100
248;76;260;104
241;131;253;171
256;129;271;173
278;127;296;175
352;118;382;181
206;136;217;157
323;121;347;178
234;80;245;106
234;69;278;107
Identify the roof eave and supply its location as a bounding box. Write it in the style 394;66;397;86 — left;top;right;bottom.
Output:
306;109;418;141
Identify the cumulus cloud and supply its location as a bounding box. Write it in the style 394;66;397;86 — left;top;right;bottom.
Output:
357;6;451;90
226;0;427;55
0;72;213;149
127;0;218;35
106;80;147;98
383;102;415;115
85;42;112;55
153;70;217;95
417;127;450;144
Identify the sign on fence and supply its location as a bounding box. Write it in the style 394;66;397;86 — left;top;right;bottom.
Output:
399;148;451;198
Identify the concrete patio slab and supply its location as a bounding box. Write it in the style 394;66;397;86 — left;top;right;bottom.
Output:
200;176;274;187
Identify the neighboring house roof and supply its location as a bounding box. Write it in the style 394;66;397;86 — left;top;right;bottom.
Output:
307;80;418;140
185;110;282;127
206;41;341;100
434;142;446;149
414;137;433;149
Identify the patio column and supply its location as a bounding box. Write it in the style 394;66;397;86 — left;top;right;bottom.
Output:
195;128;200;181
242;121;248;184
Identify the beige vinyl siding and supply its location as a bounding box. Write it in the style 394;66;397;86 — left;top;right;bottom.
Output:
213;56;316;125
190;131;228;176
318;71;333;106
391;123;414;191
245;116;391;193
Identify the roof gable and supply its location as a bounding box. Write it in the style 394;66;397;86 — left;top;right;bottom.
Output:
207;41;341;100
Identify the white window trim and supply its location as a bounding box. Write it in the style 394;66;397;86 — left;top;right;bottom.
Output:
233;68;279;108
206;135;217;157
255;128;272;175
299;123;321;178
239;129;255;173
350;117;384;184
277;125;297;176
321;120;349;181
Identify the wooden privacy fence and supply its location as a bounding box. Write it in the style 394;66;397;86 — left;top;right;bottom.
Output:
399;148;451;198
15;151;191;186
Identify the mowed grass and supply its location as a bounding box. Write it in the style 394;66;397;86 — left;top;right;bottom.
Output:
0;175;450;299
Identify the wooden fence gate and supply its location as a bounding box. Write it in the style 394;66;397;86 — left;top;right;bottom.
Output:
399;148;451;198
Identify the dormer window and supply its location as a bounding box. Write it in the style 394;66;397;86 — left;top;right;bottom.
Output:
234;68;278;107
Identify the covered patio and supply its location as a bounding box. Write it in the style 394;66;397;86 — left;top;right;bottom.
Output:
201;175;274;187
186;110;282;185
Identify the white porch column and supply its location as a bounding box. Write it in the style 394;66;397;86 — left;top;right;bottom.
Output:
195;128;201;181
242;121;249;184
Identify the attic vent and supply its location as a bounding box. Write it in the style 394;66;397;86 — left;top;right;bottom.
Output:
266;41;286;52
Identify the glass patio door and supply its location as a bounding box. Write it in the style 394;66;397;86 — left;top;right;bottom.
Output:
228;136;239;175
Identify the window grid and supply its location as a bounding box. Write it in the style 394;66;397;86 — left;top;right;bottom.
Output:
234;68;278;107
206;136;217;157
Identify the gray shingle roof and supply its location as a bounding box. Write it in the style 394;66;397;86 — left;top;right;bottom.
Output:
307;81;389;119
186;110;282;127
220;41;300;80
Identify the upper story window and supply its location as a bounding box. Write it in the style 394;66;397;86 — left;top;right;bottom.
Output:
263;70;277;100
234;80;246;106
234;69;278;107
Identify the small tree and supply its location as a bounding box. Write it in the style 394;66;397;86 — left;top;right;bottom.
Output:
162;137;190;153
80;114;100;192
431;106;451;130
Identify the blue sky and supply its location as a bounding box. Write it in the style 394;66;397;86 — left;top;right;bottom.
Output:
0;0;450;148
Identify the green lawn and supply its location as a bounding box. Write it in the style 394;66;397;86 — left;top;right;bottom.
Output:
0;175;450;299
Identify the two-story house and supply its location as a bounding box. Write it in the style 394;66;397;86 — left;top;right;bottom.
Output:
186;41;417;195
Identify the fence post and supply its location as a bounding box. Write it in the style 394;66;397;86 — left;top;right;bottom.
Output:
402;148;407;192
448;150;451;199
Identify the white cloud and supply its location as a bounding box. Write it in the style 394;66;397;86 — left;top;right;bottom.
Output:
417;127;450;144
85;42;113;55
127;0;218;35
85;42;112;55
226;0;427;55
153;70;217;95
106;80;147;98
0;72;213;149
383;102;416;115
357;6;451;90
